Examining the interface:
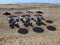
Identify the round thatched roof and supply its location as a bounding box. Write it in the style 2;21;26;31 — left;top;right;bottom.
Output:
3;12;11;15
36;11;43;14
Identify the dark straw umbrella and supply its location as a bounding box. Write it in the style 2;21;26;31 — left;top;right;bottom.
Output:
26;11;33;14
26;11;33;15
3;12;11;16
15;12;23;14
3;12;11;21
36;11;43;14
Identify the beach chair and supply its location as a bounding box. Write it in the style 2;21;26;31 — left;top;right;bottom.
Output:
19;16;25;23
8;17;20;28
30;16;34;20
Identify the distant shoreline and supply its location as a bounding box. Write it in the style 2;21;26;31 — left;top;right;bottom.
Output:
0;3;60;5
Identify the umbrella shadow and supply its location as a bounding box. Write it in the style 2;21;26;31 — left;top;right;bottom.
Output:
47;26;56;31
46;20;53;24
33;27;44;33
18;28;28;34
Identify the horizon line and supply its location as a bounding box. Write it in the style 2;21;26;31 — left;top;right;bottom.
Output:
0;2;60;4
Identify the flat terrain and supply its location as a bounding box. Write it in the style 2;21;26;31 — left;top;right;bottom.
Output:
0;4;60;45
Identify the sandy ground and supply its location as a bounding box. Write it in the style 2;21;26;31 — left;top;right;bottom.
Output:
0;4;60;45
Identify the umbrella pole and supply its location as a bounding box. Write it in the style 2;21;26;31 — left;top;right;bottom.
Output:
18;14;19;22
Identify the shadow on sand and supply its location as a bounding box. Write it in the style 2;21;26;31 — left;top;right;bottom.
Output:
46;20;53;24
18;28;28;34
33;27;44;33
47;26;56;31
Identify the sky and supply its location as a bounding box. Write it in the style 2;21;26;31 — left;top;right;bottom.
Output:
0;0;60;4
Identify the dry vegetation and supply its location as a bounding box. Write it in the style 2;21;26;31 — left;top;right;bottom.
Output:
0;4;60;45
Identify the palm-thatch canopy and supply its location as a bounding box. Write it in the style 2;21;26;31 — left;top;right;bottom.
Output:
10;15;17;17
36;11;43;14
15;12;23;14
25;14;30;17
26;11;33;13
3;12;11;16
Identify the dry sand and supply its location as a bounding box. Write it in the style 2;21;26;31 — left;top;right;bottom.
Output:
0;4;60;45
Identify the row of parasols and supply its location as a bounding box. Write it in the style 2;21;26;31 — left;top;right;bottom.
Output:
2;11;56;34
3;11;43;16
3;11;55;29
3;11;45;29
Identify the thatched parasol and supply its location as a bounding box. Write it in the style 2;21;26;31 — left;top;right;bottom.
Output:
15;12;23;14
36;11;43;14
26;11;33;15
11;15;17;17
26;11;33;13
3;12;11;21
3;12;11;16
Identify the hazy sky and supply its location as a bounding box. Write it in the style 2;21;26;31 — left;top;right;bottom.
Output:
0;0;60;4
